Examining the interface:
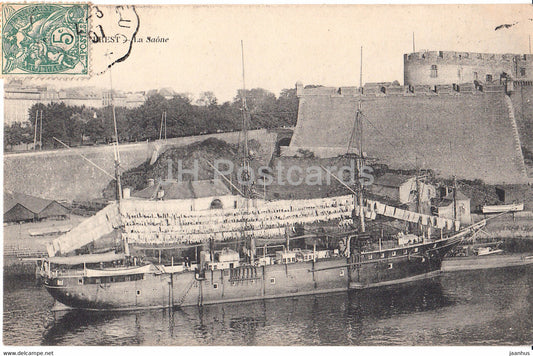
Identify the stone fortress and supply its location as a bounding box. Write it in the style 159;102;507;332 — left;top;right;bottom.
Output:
284;50;533;185
404;51;533;86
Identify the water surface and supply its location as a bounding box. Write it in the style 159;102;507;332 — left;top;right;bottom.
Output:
4;265;533;346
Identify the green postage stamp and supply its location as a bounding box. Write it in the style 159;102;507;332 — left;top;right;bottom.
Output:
2;3;89;75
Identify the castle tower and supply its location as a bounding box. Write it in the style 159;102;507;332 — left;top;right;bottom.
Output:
404;51;533;86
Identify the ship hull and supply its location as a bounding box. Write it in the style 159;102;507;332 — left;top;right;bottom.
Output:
43;237;460;311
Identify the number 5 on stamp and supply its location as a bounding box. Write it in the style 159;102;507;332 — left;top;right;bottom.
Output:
2;3;89;75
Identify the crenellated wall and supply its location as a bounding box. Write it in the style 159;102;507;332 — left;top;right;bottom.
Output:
404;51;533;86
285;83;530;185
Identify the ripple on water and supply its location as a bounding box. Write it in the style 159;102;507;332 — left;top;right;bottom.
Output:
4;265;533;346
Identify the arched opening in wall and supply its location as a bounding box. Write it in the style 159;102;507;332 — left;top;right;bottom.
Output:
275;137;292;157
486;74;493;82
210;199;223;209
430;65;438;78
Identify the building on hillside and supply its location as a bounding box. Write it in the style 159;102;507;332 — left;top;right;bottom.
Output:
436;190;471;225
4;81;147;124
58;88;103;107
495;185;533;206
124;92;147;108
3;84;58;125
4;191;70;223
369;173;437;214
131;179;238;211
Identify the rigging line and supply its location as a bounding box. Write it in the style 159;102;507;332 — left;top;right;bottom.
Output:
203;159;244;196
52;137;115;180
319;165;358;195
358;111;426;170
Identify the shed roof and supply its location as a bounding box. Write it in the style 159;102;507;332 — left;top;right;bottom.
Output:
374;173;414;188
442;190;470;201
437;190;470;207
4;191;54;214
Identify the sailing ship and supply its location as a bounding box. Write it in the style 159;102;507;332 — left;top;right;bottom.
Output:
39;45;487;311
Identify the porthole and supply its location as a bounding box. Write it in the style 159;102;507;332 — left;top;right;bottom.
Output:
388;263;393;269
391;251;396;256
213;283;218;289
78;279;83;285
270;278;276;284
339;269;345;277
136;290;141;295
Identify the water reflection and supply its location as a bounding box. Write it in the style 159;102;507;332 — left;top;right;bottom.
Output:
42;278;453;345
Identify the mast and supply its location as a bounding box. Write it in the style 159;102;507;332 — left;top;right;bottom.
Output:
39;110;43;150
108;66;128;256
453;175;457;221
33;110;38;150
110;75;122;203
240;40;254;263
159;111;167;142
240;40;250;181
159;112;164;141
346;47;365;233
357;46;365;233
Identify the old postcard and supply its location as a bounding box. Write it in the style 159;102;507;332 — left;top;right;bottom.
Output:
2;3;533;351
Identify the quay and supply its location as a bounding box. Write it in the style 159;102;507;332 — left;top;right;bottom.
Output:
441;253;533;272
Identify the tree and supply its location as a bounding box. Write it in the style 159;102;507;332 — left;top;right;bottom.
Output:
276;88;298;127
22;86;300;149
4;122;33;150
196;91;218;107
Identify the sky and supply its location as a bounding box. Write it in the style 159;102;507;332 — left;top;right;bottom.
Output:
16;4;533;102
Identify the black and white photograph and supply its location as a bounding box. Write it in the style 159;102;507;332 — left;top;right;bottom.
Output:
2;2;533;351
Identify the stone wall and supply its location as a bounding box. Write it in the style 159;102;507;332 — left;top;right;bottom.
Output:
4;129;277;201
510;81;533;153
285;84;530;185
